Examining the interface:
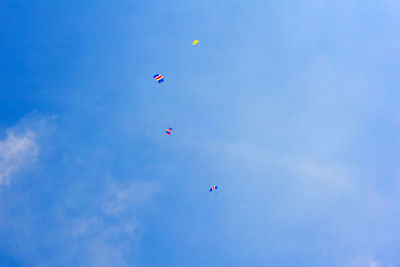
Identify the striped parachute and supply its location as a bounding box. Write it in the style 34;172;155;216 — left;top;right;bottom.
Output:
165;128;173;135
209;185;218;192
153;74;164;83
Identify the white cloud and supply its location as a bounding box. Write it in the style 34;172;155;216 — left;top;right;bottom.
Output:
0;113;55;185
370;261;381;267
0;130;39;185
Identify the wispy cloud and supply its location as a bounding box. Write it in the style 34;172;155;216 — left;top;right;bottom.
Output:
370;261;381;267
103;180;159;215
0;113;55;185
49;180;160;266
0;128;39;185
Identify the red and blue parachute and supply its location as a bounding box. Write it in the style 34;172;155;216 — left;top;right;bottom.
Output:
153;74;164;83
165;128;173;135
209;185;218;192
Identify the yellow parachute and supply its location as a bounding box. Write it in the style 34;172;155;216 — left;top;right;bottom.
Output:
192;40;199;46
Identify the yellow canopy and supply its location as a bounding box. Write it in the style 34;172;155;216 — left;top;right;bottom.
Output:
192;40;199;46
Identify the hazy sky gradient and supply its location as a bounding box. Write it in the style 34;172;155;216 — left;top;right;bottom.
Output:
1;0;400;266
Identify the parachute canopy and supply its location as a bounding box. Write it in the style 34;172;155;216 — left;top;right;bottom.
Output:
153;74;164;83
210;185;218;192
165;128;173;135
192;40;199;46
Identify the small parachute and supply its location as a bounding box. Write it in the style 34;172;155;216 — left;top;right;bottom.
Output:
192;40;199;46
153;74;164;83
165;128;173;135
209;185;218;192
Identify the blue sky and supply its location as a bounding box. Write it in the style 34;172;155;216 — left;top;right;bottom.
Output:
1;0;400;266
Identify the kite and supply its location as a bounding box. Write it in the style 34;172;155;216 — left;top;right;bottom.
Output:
153;74;164;83
165;128;173;135
209;185;218;192
192;40;199;46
